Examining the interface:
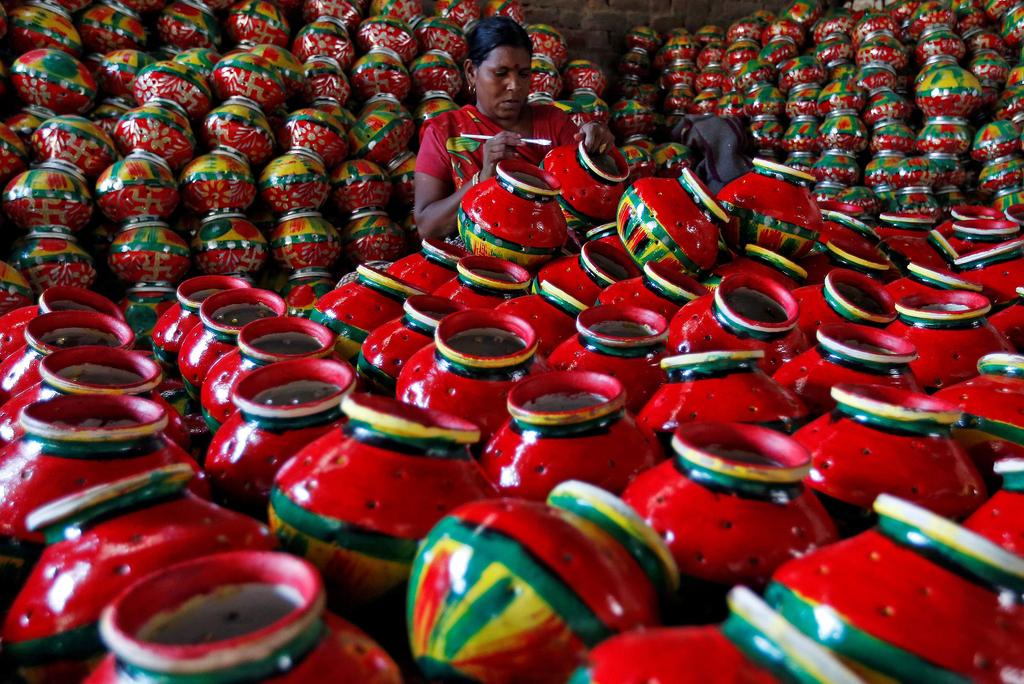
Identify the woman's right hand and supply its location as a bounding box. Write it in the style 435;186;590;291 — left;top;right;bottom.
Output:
479;131;523;180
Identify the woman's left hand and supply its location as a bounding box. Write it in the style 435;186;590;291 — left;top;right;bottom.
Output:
575;122;616;155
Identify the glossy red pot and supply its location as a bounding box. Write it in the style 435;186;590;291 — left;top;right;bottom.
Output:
775;323;922;414
710;244;808;291
0;311;135;406
312;265;423;361
597;261;708;319
884;261;987;303
0;347;189;450
623;422;837;621
767;494;1024;683
408;480;674;683
0;286;124;363
356;295;466;394
668;273;809;374
431;255;533;308
177;288;285;400
200;316;337;431
87;550;401;684
494;280;587;357
271;393;495;606
794;384;987;532
799;234;897;284
964;458;1024;554
548;304;668;413
991;287;1024;351
458;159;568;270
535;241;640;307
542;142;630;241
385;238;466;292
887;290;1014;391
3;464;275;683
792;269;897;339
481;371;662;500
639;350;808;444
151;275;252;375
396;309;544;442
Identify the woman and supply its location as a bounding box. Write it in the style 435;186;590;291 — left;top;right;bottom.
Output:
415;16;615;241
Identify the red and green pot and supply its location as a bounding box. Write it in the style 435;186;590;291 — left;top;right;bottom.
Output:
407;480;675;683
541;141;630;241
481;371;662;500
386;237;466;293
623;422;837;622
495;279;587;357
535;240;640;307
271;393;495;606
792;268;897;339
431;254;533;308
990;286;1024;350
597;261;708;319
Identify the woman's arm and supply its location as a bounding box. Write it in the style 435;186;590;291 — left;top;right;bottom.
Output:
414;172;476;240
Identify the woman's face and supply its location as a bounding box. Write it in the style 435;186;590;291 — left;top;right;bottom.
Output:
467;46;532;121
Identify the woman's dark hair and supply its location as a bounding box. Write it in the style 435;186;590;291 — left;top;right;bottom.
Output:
467;16;533;66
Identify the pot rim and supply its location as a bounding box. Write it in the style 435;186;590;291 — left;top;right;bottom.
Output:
402;294;467;331
38;286;125;320
233;358;355;419
25;311;135;356
455;255;532;291
752;156;816;185
714;273;800;335
660;348;764;371
435;309;538;368
507;370;624;425
672;421;811;484
40;346;164;395
20;393;169;443
575;304;668;347
894;289;992;323
579;241;640;287
951;204;1004;221
824;237;892;273
237;316;336;363
823;268;897;324
199;288;286;336
906;262;983;292
494;159;562;198
830;383;962;425
98;549;324;677
952;218;1020;240
356;264;425;298
575;140;630;184
642;261;708;302
817;323;917;365
176;275;252;312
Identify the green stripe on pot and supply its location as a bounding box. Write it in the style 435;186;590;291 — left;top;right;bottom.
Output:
893;303;989;330
183;171;253;183
310;311;370;346
415;517;613;651
355;353;398;394
764;582;968;684
25;434;165;459
238;404;344;432
954;239;1024;271
578;334;663;358
557;194;604;228
874;494;1024;595
457;206;555;257
434;350;534;381
510;410;622;438
115;620;326;684
3;620;103;666
721;202;819;247
746;244;807;282
538;280;588;318
547;481;678;600
201;407;222;434
906;262;983;292
822;210;877;239
995;459;1024;493
344;418;472;457
662;350;763;380
832;388;958;436
618;188;703;274
270;487;418;564
722;587;862;684
978;353;1024;378
927;230;960;264
822;282;892;327
957;413;1024;446
672;439;807;502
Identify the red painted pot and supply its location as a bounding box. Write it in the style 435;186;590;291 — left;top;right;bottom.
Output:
0;347;189;450
152;275;251;375
885;261;987;303
329;158;390;213
177;288;285;401
431;255;533;308
623;422;837;621
597;261;708;319
396;309;544;442
494;280;588;357
965;458;1024;555
312;265;423;360
535;241;640;307
0;286;124;363
668;273;809;374
0;311;135;406
887;290;1013;391
716;158;824;259
991;287;1024;351
87;551;401;684
548;304;668;413
407;480;674;683
458;159;568;270
542;142;630;241
481;371;662;500
206;358;355;516
2;464;274;683
799;234;897;284
385;238;466;292
710;244;808;291
355;294;466;394
767;494;1024;683
200;316;337;431
571;586;863;684
934;353;1024;486
793;268;897;339
794;384;987;531
639;350;808;444
616;167;729;274
775;323;922;414
271;393;495;606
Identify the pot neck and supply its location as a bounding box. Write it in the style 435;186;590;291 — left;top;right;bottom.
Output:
905;262;984;292
894;295;992;329
816;327;916;374
341;394;478;458
661;350;765;381
832;385;960;435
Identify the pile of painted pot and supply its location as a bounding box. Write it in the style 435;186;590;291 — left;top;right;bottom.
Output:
596;0;1024;216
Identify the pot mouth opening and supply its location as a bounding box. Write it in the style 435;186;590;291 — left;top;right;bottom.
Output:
456;256;532;291
817;323;917;365
713;274;799;335
823;269;896;324
672;421;811;485
40;347;163;395
233;358;354;419
20;394;168;443
177;276;252;312
26;311;135;355
579;241;639;286
402;295;466;331
576;140;630;183
575;304;668;348
906;262;983;292
642;262;707;302
38;287;124;320
678;167;731;223
952;218;1020;242
825;237;891;273
99;550;325;678
507;370;624;426
830;383;962;428
894;290;992;325
200;289;286;336
952;204;1004;222
435;309;539;369
495;160;562;198
238;316;336;363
